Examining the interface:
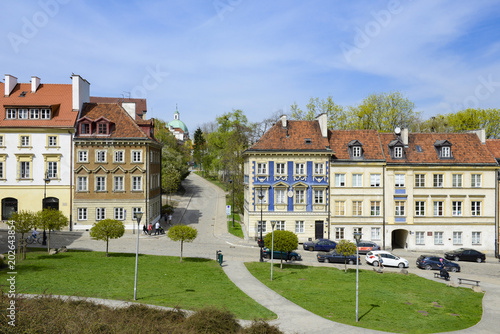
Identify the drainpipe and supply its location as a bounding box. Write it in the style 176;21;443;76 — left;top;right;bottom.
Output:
69;130;73;231
496;170;499;259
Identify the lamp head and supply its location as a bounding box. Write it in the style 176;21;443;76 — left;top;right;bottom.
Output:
270;220;276;228
136;212;144;222
353;232;362;242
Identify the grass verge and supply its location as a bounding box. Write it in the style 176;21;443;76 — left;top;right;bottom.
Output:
228;214;244;238
246;262;483;333
6;249;275;320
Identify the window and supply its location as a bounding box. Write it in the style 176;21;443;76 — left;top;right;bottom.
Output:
40;109;51;119
295;189;305;204
96;176;106;191
97;123;108;134
295;221;304;233
335;227;345;239
20;136;30;147
47;162;58;179
335;174;345;187
295;163;305;175
77;208;87;221
394;146;403;158
6;109;17;119
370;201;380;216
416;231;425;245
275;189;286;204
80;123;90;134
0;135;3;146
114;176;124;191
452;174;462;188
352;201;362;216
433;174;443;187
335;201;345;216
441;146;451;158
453;231;462;245
434;232;443;245
114;151;124;163
276;163;285;175
314;190;324;204
452;201;462;216
132;176;142;191
132;207;142;220
114;207;125;220
18;109;28;119
30;109;39;119
471;174;481;187
352;174;362;187
471;201;481;216
371;227;381;240
352;146;362;157
472;232;481;245
275;221;285;230
96;208;106;221
48;136;57;147
20;161;30;179
415;174;425;187
370;174;381;187
395;174;405;187
0;162;3;179
132;150;142;163
96;150;107;163
433;201;443;216
257;221;266;233
415;201;426;216
314;163;324;174
77;176;88;191
395;201;405;216
257;163;267;174
78;150;88;163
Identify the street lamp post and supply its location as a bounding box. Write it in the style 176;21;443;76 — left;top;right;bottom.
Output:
133;211;144;301
42;171;50;245
229;178;235;228
270;220;276;280
353;232;362;323
258;186;264;262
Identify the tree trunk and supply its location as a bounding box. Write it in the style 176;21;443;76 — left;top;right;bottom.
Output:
180;240;183;262
106;238;109;257
47;231;51;253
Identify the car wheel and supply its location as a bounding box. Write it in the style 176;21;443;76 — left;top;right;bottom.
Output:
425;265;432;270
398;263;405;268
372;261;379;267
450;267;458;272
290;256;297;261
476;258;482;263
348;260;354;265
454;256;460;262
309;247;314;251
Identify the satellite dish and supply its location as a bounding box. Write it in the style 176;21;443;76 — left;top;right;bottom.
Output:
394;127;401;135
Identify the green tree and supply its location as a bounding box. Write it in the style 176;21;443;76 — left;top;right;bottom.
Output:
444;108;500;139
263;230;298;269
167;225;198;262
36;209;69;253
193;127;206;170
335;239;358;272
10;210;37;260
89;219;125;257
162;163;181;205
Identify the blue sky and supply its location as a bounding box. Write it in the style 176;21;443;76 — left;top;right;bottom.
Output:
2;0;500;132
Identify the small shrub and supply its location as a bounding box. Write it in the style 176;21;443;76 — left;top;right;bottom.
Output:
242;320;284;334
184;306;241;334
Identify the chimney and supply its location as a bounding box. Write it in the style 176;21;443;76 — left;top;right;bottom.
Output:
316;113;328;138
122;102;137;120
467;129;486;144
31;76;41;93
4;74;17;96
401;128;409;146
72;74;90;111
280;114;287;128
141;110;147;120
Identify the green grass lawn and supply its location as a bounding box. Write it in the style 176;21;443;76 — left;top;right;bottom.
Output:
246;263;483;333
228;214;244;238
7;249;275;320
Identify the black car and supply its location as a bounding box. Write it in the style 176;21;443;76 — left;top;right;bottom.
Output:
444;248;486;263
416;255;460;272
262;248;301;261
302;239;337;251
317;250;360;265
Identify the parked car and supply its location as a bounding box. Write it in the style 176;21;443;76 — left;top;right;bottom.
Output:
365;251;409;268
356;241;381;254
317;250;360;265
262;248;302;261
444;248;486;263
302;239;337;251
416;255;460;272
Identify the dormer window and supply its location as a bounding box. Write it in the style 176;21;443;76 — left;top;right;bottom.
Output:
352;146;362;157
434;140;453;159
80;123;90;135
388;138;405;159
394;146;403;158
97;123;108;135
348;140;364;159
40;109;51;119
441;146;450;158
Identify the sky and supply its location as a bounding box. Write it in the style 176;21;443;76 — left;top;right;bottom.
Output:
2;0;500;134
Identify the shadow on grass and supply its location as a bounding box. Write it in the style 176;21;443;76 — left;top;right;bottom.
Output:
183;257;212;263
359;304;380;321
37;254;71;260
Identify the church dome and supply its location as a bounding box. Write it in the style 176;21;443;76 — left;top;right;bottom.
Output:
168;119;188;133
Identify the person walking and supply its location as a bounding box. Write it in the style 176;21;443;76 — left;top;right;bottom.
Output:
142;224;148;235
148;223;152;235
378;254;384;270
155;221;161;235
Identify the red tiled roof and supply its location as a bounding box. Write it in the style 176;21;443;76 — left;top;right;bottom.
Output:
0;82;76;128
329;130;385;160
76;103;150;139
486;139;500;160
246;119;331;152
379;133;497;165
90;96;147;120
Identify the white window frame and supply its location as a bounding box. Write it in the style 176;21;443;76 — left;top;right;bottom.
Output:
433;174;443;188
371;227;381;240
352;174;362;187
96;207;106;221
472;231;481;245
452;201;462;216
335;201;345;216
18;109;28;119
275;189;286;204
441;146;451;158
295;221;304;233
314;189;324;204
370;174;381;187
295;189;305;204
395;174;405;187
78;150;88;163
415;201;426;216
77;176;88;191
395;200;405;216
275;221;285;231
77;208;87;221
114;176;124;192
352;201;363;216
96;150;107;163
453;231;462;245
352;146;362;157
434;231;443;245
415;174;425;187
370;201;380;216
114;151;124;163
295;163;305;175
132;176;143;191
433;201;443;216
471;201;481;216
314;163;324;175
96;176;106;192
257;163;267;175
257;220;267;233
452;174;462;188
394;146;403;158
40;108;51;119
20;136;30;147
415;231;425;245
20;161;30;179
47;161;58;179
335;227;345;240
471;174;481;187
335;173;345;187
275;163;285;175
114;207;125;220
48;136;57;147
6;109;17;119
29;109;39;119
132;150;142;163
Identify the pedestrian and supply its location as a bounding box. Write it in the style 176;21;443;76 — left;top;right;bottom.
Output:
438;258;450;281
142;224;148;235
155;221;161;235
378;254;384;270
168;214;172;225
148;223;152;235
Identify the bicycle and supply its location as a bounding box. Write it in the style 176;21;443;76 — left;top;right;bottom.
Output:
26;235;42;244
